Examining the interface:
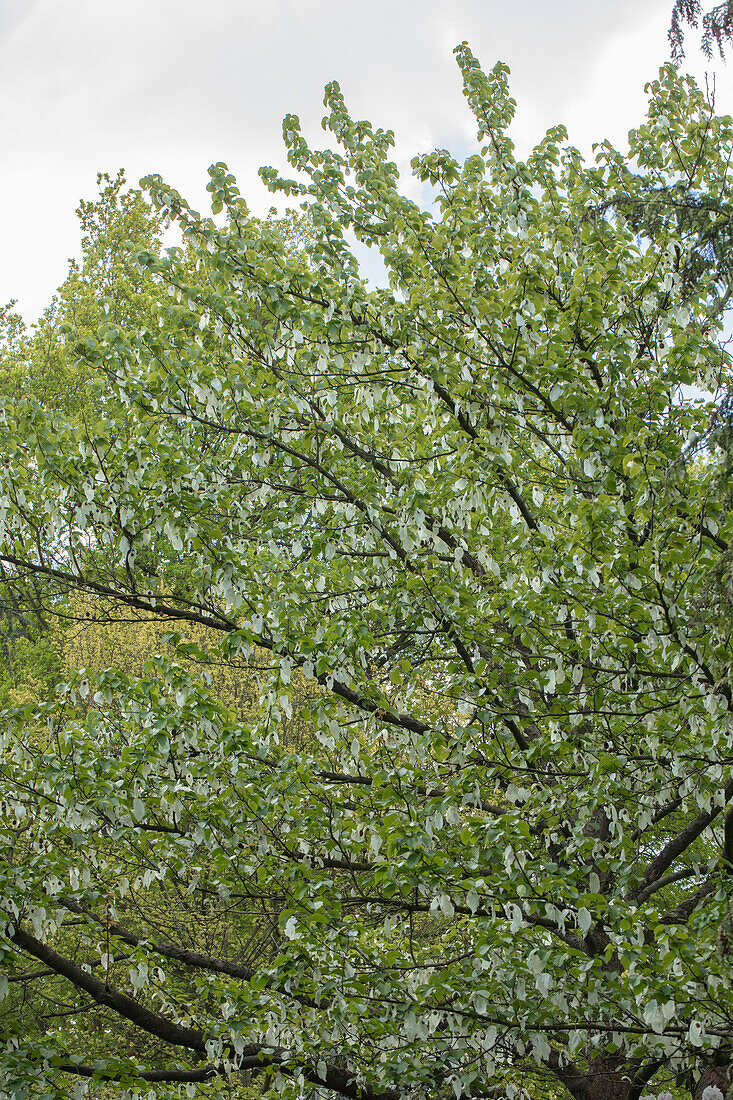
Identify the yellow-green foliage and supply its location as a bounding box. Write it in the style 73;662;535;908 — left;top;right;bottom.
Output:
0;609;64;709
61;597;321;750
61;600;255;720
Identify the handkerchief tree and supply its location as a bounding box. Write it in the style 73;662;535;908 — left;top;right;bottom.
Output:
0;46;732;1100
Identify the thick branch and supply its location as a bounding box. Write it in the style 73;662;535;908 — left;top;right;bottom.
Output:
60;896;323;1009
634;782;733;897
9;924;207;1055
57;1062;215;1084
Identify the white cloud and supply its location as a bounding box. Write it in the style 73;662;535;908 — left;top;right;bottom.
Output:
560;1;674;155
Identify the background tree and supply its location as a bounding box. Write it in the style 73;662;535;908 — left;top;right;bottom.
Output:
0;169;162;419
0;172;164;716
669;0;733;59
0;47;732;1100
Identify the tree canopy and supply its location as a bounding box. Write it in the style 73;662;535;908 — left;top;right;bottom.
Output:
0;46;732;1100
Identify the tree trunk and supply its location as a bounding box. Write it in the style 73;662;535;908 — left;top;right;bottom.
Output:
555;1055;633;1100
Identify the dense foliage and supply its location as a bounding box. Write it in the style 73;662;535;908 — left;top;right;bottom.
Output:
0;47;732;1100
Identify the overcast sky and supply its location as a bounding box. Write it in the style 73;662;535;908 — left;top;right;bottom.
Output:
0;0;730;321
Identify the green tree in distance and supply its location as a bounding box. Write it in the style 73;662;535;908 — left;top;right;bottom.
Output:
0;169;163;419
0;47;732;1100
0;172;164;714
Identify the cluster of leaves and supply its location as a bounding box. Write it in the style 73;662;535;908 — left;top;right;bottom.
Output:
0;45;733;1100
